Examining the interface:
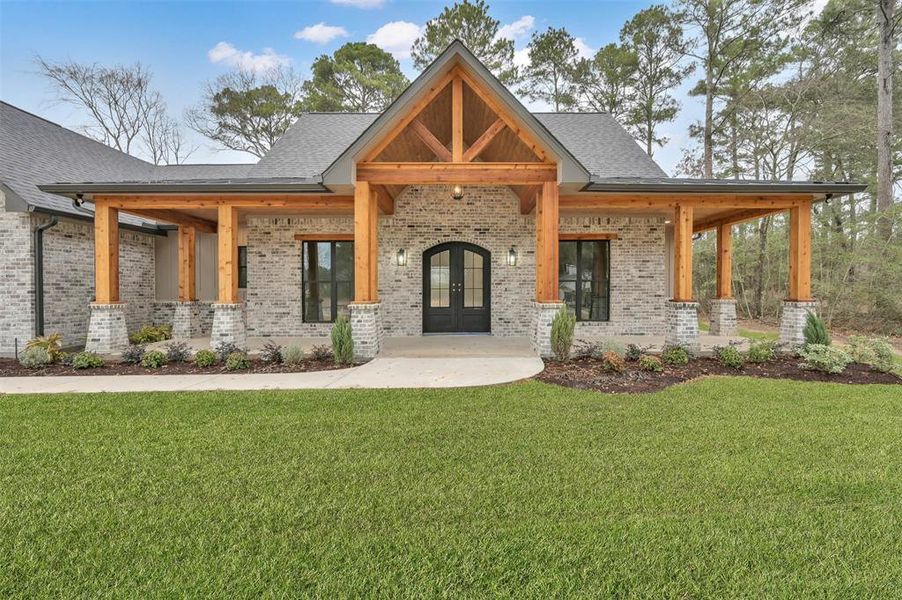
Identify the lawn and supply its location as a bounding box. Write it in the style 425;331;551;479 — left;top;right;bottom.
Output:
2;379;901;598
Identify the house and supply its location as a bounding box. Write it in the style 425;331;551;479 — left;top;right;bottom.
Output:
1;42;865;359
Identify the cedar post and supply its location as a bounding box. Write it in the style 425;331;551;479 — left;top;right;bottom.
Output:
217;205;239;304
788;200;813;301
354;181;378;302
672;204;694;302
94;199;120;303
715;222;733;299
535;181;559;302
178;225;197;301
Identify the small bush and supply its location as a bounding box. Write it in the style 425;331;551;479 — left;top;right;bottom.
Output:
601;351;626;374
625;344;642;362
715;345;744;370
165;341;192;363
331;316;354;365
662;345;690;366
19;346;52;369
283;345;306;365
194;348;218;368
225;351;250;371
589;338;626;359
311;345;333;362
58;352;74;366
638;355;663;372
747;340;778;363
550;307;576;362
121;344;146;364
847;336;896;373
798;344;852;374
72;351;104;369
129;325;172;345
25;333;64;363
803;312;830;347
140;349;167;369
260;341;283;364
215;342;243;362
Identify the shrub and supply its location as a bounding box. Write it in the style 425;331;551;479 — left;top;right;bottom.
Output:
625;344;642;362
638;355;663;372
58;352;74;366
260;341;283;364
847;336;896;373
72;351;104;369
311;345;333;362
194;348;218;368
331;316;354;365
715;345;744;370
798;344;852;374
747;340;778;364
803;312;830;347
601;351;626;373
662;345;690;366
225;351;250;371
140;349;167;369
215;342;243;362
19;346;52;369
591;338;626;359
121;344;146;364
283;345;306;365
25;333;64;363
165;341;192;363
129;325;172;345
550;307;576;362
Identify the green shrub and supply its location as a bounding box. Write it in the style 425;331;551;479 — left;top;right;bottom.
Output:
140;349;167;369
601;351;626;374
715;346;744;370
215;342;242;362
194;349;218;368
72;351;104;369
625;344;642;362
129;325;172;345
311;345;333;362
550;307;576;362
225;351;250;371
331;316;354;365
121;344;146;364
747;340;778;363
803;312;830;347
638;355;664;373
25;333;64;363
165;341;192;363
662;345;690;366
798;344;852;374
19;346;52;369
847;336;896;373
282;345;305;365
260;341;283;364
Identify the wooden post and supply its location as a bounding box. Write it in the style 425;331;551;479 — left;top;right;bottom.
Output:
788;200;812;301
354;181;378;302
535;181;559;302
94;199;120;303
715;222;732;299
178;225;197;301
452;76;463;162
673;203;694;302
217;205;239;304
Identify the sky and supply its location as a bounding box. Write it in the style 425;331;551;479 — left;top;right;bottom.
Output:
0;0;824;173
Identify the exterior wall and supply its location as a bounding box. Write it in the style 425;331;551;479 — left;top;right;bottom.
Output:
0;211;36;356
154;300;215;332
154;229;219;301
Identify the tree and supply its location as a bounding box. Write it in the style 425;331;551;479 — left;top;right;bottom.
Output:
573;43;637;122
620;5;692;157
303;42;408;113
186;67;304;159
876;0;900;239
521;27;581;112
411;0;519;85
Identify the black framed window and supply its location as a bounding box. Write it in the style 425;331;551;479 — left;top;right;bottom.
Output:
238;246;248;289
559;240;610;321
302;241;354;323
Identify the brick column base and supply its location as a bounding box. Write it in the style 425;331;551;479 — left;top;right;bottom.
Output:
665;301;700;354
779;300;818;348
85;303;129;355
172;301;202;339
709;298;738;336
532;301;566;358
210;303;246;350
350;302;384;361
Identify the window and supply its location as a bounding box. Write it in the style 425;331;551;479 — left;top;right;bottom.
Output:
238;246;248;289
559;240;610;321
302;240;354;323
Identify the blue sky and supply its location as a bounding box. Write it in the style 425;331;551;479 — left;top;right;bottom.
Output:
2;0;702;171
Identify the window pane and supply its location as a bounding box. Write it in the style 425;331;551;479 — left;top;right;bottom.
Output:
336;282;352;318
335;241;354;281
430;250;450;308
463;250;483;308
559;241;577;280
580;242;598;279
559;279;577;313
303;282;332;322
238;246;248;289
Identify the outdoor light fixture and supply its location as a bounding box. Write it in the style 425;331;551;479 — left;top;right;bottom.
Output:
507;246;518;266
451;184;464;200
396;248;407;266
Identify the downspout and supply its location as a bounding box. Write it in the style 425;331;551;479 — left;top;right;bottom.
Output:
33;216;59;336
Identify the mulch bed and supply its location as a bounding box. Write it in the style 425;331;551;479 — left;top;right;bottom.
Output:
537;355;902;394
0;357;347;377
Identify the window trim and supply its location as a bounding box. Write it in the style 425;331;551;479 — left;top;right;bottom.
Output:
559;239;611;322
237;246;248;289
301;239;355;324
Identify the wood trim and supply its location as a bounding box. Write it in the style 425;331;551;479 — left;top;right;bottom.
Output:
373;185;395;215
217;205;239;304
715;223;732;299
672;204;694;302
788;200;813;301
178;225;197;301
452;76;463;162
693;208;785;233
559;232;619;240
411;118;451;162
517;185;539;214
535;182;560;302
98;194;353;211
356;162;556;184
293;233;355;242
561;194;811;212
119;208;216;233
463;118;505;162
368;188;378;300
353;182;378;302
93;199;120;304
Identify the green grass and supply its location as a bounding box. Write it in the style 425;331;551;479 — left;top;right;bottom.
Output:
2;379;901;597
699;319;778;341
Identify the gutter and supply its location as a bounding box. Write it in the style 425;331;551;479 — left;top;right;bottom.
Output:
33;216;58;337
27;205;166;236
581;181;868;196
38;180;331;195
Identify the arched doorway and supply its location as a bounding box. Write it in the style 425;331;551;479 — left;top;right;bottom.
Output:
422;242;491;334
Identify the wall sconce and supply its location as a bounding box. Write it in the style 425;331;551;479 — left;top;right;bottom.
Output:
451;184;464;200
396;248;407;266
507;246;518;266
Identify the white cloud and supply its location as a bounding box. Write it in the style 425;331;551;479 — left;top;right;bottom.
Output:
207;42;292;73
331;0;385;8
513;47;530;69
367;21;422;59
294;22;349;44
497;15;534;41
574;37;595;59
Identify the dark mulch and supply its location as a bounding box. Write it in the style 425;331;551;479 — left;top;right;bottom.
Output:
537;355;902;394
0;357;347;377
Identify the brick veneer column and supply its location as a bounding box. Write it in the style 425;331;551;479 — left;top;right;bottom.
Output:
709;298;738;336
350;302;383;360
172;301;202;339
779;300;818;348
85;303;129;354
665;301;700;353
532;301;566;358
210;303;246;350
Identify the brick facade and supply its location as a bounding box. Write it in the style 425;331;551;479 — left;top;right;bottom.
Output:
0;211;35;356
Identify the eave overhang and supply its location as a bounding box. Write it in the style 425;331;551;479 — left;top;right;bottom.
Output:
583;178;867;197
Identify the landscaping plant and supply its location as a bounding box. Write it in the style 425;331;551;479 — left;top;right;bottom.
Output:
661;345;690;366
71;352;104;369
215;342;242;362
25;333;64;363
601;351;626;374
310;345;333;362
746;340;777;364
798;344;853;374
638;355;664;372
260;342;283;364
715;346;745;370
129;325;172;345
803;312;830;347
140;349;167;369
121;344;146;364
590;338;626;359
165;341;192;363
194;349;218;368
282;345;305;365
225;351;250;371
847;336;896;373
550;307;576;362
19;346;52;369
331;316;354;365
625;344;642;362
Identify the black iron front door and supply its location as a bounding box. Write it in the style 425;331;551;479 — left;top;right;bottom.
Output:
422;242;491;333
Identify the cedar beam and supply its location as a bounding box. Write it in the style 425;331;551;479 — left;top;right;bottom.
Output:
373;185;395;215
217;205;239;304
559;232;619;240
98;195;353;211
463;118;506;162
121;208;217;233
715;223;732;299
411;119;452;162
673;204;694;302
452;76;463;162
353;181;378;303
93;199;120;304
517;185;539;214
178;225;197;301
788;200;813;301
561;194;811;212
535;181;560;302
356;162;556;185
693;208;785;233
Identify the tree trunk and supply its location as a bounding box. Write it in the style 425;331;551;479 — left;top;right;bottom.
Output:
754;216;770;318
704;65;715;178
876;0;895;239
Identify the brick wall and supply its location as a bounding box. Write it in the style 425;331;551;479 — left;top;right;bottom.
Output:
0;211;36;356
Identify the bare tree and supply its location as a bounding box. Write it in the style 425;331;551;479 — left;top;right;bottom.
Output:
143;109;196;165
876;0;900;239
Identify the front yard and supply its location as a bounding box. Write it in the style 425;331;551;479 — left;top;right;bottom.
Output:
2;379;901;597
